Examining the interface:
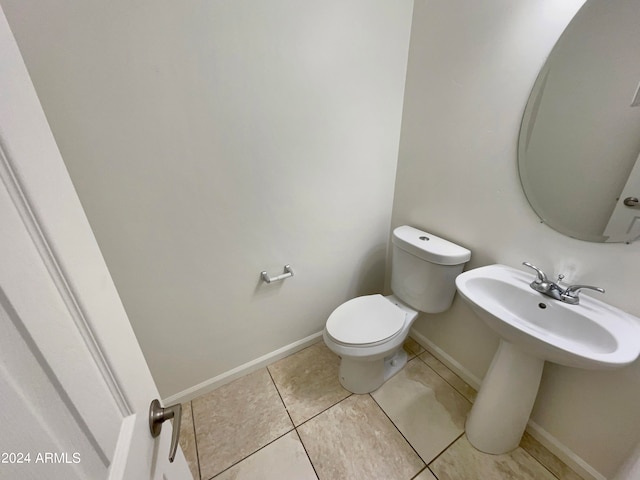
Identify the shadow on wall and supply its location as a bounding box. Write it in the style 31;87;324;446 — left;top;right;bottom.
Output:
251;243;388;300
350;243;390;297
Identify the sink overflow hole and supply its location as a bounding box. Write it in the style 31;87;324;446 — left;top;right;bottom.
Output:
538;303;547;309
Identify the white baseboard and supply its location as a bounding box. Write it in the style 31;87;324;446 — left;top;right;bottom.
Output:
409;328;483;389
163;331;323;405
408;328;606;480
526;421;606;480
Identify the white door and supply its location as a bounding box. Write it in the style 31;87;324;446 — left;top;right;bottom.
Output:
0;7;192;480
603;152;640;243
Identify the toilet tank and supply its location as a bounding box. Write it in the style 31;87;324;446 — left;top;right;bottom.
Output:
391;226;471;313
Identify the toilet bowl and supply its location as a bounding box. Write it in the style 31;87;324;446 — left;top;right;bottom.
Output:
323;294;418;393
323;225;470;394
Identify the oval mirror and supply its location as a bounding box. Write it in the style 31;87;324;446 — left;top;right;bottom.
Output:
518;0;640;243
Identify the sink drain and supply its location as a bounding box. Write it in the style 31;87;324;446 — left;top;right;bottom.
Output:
538;303;547;309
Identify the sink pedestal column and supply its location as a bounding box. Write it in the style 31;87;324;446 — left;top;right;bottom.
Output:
466;340;544;454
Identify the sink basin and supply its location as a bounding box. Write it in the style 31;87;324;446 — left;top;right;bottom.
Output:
455;264;640;369
455;264;640;455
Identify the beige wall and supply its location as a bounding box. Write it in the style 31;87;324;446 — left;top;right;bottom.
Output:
392;0;640;477
2;0;413;397
5;0;640;476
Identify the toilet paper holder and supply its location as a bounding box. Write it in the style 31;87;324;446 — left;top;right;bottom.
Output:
261;265;294;284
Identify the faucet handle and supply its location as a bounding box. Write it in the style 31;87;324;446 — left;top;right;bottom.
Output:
522;262;548;284
561;285;605;305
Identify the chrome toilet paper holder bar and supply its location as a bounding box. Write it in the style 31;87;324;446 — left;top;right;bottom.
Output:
261;265;294;284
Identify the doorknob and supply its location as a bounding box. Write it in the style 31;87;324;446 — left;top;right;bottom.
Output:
623;197;640;208
149;399;182;463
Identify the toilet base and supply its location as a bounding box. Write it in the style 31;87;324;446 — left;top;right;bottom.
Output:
338;348;408;394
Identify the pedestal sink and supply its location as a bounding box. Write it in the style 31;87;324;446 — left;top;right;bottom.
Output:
455;264;640;454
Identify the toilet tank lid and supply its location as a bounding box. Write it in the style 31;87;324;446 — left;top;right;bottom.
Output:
392;225;471;265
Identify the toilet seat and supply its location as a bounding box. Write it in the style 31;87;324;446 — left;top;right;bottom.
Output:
325;294;406;347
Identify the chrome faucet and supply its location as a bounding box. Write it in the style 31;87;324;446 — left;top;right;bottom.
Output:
560;284;606;305
522;262;604;305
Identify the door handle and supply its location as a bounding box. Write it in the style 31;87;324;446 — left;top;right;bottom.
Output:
149;399;182;463
623;197;640;208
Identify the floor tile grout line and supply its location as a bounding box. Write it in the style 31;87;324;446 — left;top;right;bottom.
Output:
266;366;321;479
189;338;583;480
405;345;425;360
293;392;354;428
263;362;354;439
266;348;464;478
368;389;429;471
266;341;352;427
266;365;296;427
414;352;475;405
207;426;297;480
425;430;567;480
413;345;579;479
205;365;326;480
414;346;575;479
292;428;320;480
427;431;465;467
189;400;203;480
198;367;296;480
415;352;470;394
427;465;442;480
518;433;585;480
194;348;353;480
410;466;428;480
518;446;565;480
409;465;441;480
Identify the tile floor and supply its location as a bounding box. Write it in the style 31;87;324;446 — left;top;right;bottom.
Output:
178;339;585;480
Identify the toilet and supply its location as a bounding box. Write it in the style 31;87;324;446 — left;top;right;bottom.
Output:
323;225;471;394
